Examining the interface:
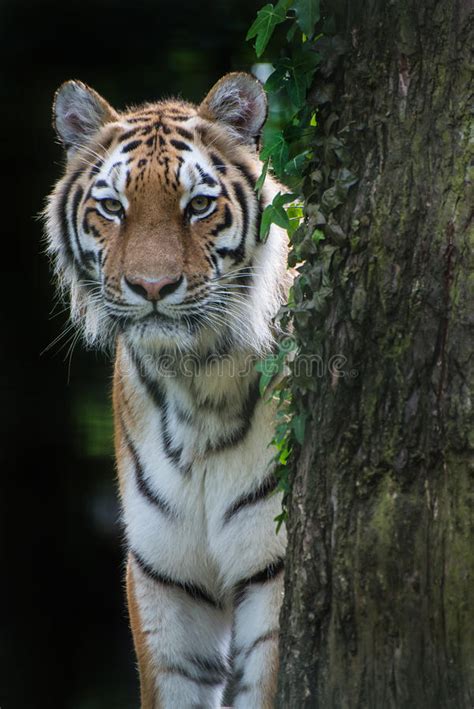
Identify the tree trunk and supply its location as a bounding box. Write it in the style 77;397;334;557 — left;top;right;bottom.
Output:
278;1;474;707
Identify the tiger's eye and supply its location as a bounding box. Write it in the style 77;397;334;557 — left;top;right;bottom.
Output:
101;198;123;216
189;195;211;214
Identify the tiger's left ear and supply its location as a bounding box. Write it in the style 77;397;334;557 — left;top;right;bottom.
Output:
53;80;118;155
198;73;267;143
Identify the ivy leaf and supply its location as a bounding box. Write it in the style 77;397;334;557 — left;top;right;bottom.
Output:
255;157;269;197
275;511;288;534
287;203;304;236
259;370;274;396
312;228;325;243
293;0;320;37
246;0;289;57
265;64;288;94
321;185;344;212
291;412;307;444
260;130;290;176
286;47;320;109
286;19;298;42
260;192;297;241
260;203;289;241
284;150;310;176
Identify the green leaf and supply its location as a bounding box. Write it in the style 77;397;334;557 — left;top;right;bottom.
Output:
286;19;298;42
255;157;269;197
286;47;320;109
273;191;298;207
284;150;310;176
321;185;344;212
274;510;288;534
287;203;304;236
293;0;320;37
260;193;298;240
291;412;307;444
312;228;325;243
259;371;274;396
260;205;276;241
265;65;288;94
246;0;288;57
257;350;286;395
260;131;290;176
263;203;290;235
278;445;291;465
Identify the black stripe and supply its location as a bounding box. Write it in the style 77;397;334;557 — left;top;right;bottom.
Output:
215;182;248;263
162;664;225;687
128;348;188;472
121;420;175;516
185;653;229;680
233;162;256;189
211;204;233;237
175;126;194;141
236;629;279;661
70;184;92;273
227;665;252;703
107;160;123;176
120;127;140;141
161;399;184;469
131;551;221;608
209;251;221;277
57;167;83;267
165;112;193;120
89;158;103;178
175;155;185;184
196;163;217;186
207;376;260;452
175;403;193;425
129;347;166;407
126;116;154;124
223;473;278;524
121;139;142;153
234;558;285;606
83;221;102;241
210;153;227;174
170;139;191;151
219;180;229;198
94;179;108;188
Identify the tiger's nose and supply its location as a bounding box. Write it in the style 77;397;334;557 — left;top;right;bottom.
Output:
124;274;183;301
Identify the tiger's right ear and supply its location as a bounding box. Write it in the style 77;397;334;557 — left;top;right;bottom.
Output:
53;80;118;154
198;73;267;144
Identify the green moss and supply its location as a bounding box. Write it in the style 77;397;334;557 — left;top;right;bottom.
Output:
444;455;474;660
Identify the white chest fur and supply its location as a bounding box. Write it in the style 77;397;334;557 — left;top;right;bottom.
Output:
116;343;286;601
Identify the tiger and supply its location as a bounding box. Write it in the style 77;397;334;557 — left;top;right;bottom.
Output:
44;72;292;708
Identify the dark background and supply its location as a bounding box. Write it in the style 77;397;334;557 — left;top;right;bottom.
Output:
0;2;263;707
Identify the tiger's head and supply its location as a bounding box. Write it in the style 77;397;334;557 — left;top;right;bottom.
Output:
45;73;289;356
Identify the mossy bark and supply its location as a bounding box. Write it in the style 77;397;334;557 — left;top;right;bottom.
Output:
277;1;474;707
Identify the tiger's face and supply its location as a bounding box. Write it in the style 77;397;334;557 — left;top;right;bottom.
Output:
45;74;286;355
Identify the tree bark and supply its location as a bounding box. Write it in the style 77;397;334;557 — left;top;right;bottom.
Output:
278;1;474;707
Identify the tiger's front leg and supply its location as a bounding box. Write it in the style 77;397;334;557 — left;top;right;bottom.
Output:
230;561;284;708
127;553;232;709
208;468;287;708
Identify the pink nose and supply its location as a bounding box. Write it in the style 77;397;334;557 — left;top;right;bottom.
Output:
124;274;183;301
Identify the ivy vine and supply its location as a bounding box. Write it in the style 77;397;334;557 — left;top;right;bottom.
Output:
247;0;356;529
